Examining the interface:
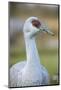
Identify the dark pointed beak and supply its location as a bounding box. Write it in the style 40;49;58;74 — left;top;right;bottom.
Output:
42;29;54;36
39;23;54;36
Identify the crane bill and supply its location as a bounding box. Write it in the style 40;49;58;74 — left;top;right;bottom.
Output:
42;29;54;36
45;29;54;36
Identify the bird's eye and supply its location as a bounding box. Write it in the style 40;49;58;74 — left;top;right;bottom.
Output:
32;19;41;28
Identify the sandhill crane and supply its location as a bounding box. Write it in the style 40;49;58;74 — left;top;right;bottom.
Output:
10;16;54;87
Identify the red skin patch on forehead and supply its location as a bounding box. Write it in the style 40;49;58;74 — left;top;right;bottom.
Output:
32;19;41;28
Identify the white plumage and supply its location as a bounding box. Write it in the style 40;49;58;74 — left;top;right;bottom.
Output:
10;17;54;87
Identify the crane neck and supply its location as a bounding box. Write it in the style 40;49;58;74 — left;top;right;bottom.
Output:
24;36;41;67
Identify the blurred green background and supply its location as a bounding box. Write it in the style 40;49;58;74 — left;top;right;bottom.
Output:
9;2;59;85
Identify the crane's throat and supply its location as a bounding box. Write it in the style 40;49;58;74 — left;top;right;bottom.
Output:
25;37;41;66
